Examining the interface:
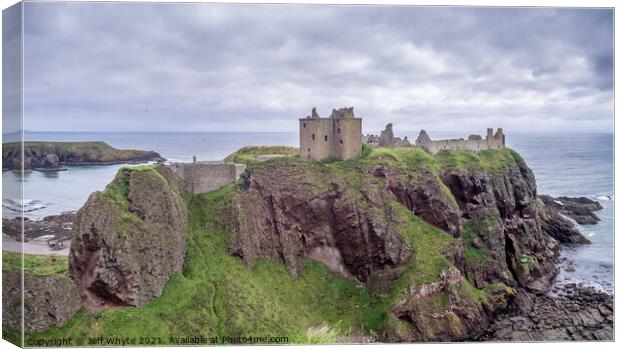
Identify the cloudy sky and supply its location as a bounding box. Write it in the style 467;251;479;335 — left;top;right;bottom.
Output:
14;2;614;133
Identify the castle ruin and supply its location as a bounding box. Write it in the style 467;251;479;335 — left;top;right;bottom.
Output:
299;107;363;160
415;128;505;154
363;123;411;147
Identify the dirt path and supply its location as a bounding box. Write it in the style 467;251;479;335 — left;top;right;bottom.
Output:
2;235;70;256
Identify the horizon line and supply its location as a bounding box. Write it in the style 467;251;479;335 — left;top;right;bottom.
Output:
2;130;615;135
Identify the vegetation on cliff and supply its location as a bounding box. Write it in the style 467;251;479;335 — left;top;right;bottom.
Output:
2;251;68;277
21;145;574;344
223;145;298;164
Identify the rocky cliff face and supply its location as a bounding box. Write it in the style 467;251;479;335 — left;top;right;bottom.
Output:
2;270;82;332
229;160;412;281
440;158;561;294
226;148;578;341
68;165;187;309
537;199;590;244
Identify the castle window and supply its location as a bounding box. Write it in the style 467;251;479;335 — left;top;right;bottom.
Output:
312;133;315;140
324;135;328;141
303;123;306;128
340;139;343;145
337;128;340;133
307;148;310;152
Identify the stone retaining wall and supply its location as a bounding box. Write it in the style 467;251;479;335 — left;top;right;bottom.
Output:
169;162;246;193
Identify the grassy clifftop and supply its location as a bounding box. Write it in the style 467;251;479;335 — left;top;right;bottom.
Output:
223;145;299;164
225;143;523;173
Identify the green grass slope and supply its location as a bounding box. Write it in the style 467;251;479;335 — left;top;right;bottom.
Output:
223;146;298;164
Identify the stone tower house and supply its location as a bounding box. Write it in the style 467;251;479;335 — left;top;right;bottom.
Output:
299;107;363;160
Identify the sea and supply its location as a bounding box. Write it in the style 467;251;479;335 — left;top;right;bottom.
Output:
1;132;614;294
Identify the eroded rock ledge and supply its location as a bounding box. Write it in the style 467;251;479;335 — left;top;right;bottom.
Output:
479;284;613;341
539;195;603;225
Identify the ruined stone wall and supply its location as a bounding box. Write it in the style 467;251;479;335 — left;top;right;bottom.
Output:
169;162;246;193
422;139;492;154
416;128;505;155
364;123;411;148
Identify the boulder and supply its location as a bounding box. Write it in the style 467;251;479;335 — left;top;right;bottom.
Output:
43;153;60;168
2;270;82;332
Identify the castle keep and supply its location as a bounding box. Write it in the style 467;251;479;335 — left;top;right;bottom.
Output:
299;107;363;160
415;128;505;154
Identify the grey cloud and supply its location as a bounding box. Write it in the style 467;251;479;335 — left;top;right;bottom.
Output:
18;3;614;133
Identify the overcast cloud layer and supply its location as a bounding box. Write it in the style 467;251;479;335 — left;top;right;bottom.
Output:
18;3;613;133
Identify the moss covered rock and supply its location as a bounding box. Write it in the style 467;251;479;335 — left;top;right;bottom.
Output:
2;270;81;332
68;166;188;309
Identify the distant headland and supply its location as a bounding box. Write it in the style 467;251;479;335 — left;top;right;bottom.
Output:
2;141;164;172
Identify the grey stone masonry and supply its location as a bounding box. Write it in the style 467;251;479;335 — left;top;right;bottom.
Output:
363;123;411;147
415;128;505;154
169;161;246;193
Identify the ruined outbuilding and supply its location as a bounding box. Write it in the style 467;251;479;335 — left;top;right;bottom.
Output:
415;128;505;154
364;123;411;147
299;107;363;160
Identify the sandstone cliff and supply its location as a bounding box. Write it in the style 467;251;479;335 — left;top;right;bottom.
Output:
226;147;578;341
68;165;187;309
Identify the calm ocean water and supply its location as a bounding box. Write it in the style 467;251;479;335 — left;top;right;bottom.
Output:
2;132;613;293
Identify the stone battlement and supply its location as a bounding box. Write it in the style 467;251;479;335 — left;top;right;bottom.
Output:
415;128;505;154
169;161;246;193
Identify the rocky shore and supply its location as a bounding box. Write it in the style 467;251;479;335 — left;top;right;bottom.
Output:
480;284;613;341
539;195;603;225
2;212;75;241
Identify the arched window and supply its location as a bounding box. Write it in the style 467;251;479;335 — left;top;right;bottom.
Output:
324;135;328;141
340;139;343;145
312;133;315;140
